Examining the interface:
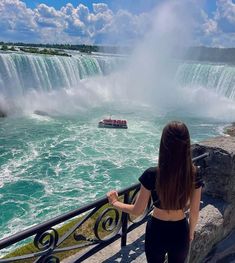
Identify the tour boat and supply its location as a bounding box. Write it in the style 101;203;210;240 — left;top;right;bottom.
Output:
98;118;128;129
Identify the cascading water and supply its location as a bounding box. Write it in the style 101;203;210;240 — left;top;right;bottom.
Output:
0;52;126;115
0;52;125;96
1;52;235;115
176;62;235;100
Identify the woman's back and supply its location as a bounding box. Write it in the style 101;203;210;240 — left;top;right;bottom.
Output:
107;120;203;262
152;207;185;221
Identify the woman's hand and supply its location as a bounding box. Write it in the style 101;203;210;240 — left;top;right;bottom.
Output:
107;190;118;205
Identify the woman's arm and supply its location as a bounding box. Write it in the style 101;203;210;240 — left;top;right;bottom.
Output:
107;185;151;216
189;187;202;241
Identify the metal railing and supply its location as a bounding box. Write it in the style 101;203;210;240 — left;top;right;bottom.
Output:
0;152;210;263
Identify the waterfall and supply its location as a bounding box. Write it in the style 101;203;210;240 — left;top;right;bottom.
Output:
1;52;235;100
176;62;235;100
0;52;125;115
0;52;123;98
0;52;235;117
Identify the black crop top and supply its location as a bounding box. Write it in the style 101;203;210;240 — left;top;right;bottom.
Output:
138;166;204;208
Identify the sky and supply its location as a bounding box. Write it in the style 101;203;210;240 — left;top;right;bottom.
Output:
0;0;235;47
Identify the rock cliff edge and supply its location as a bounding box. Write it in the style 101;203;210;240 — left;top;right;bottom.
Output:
191;136;235;262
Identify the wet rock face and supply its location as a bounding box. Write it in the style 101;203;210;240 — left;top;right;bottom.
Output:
189;136;235;263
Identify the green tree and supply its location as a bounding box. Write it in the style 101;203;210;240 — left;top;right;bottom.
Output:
1;44;8;51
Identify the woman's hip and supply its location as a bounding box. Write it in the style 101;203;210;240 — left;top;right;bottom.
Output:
145;216;189;242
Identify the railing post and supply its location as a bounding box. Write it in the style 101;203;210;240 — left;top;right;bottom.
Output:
121;192;129;247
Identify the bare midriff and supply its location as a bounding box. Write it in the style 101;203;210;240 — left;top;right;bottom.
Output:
152;207;185;221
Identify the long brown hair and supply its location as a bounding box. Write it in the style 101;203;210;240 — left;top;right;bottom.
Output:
156;121;195;210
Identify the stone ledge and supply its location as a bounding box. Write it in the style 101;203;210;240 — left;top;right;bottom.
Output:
190;203;225;263
192;136;235;203
191;136;235;262
198;135;235;154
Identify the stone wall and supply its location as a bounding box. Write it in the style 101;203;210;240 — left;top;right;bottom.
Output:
190;136;235;263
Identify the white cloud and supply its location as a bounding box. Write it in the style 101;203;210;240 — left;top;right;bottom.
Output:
93;3;110;14
202;17;218;35
0;0;37;41
0;0;234;47
190;1;235;47
112;10;148;38
76;4;90;23
210;32;235;47
36;4;60;19
216;0;235;24
61;3;74;16
0;0;151;44
206;0;235;47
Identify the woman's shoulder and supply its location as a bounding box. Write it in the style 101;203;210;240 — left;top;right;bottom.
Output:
138;166;157;190
144;166;158;175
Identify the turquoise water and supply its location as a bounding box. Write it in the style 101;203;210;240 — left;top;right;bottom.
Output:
0;52;235;245
0;105;227;240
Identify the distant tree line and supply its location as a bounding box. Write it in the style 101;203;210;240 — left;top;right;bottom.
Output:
0;44;72;56
1;42;235;63
0;44;16;51
0;42;131;54
19;47;71;57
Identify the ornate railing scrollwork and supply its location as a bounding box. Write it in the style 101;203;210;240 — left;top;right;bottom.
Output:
94;207;121;241
34;228;59;251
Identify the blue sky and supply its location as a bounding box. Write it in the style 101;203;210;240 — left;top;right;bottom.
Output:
0;0;235;47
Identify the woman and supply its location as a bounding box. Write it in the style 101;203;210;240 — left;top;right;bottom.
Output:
107;121;203;263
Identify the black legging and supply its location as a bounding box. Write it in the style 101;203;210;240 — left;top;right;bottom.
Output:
145;216;190;263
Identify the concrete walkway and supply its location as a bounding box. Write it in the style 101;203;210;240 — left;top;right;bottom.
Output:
62;223;147;263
